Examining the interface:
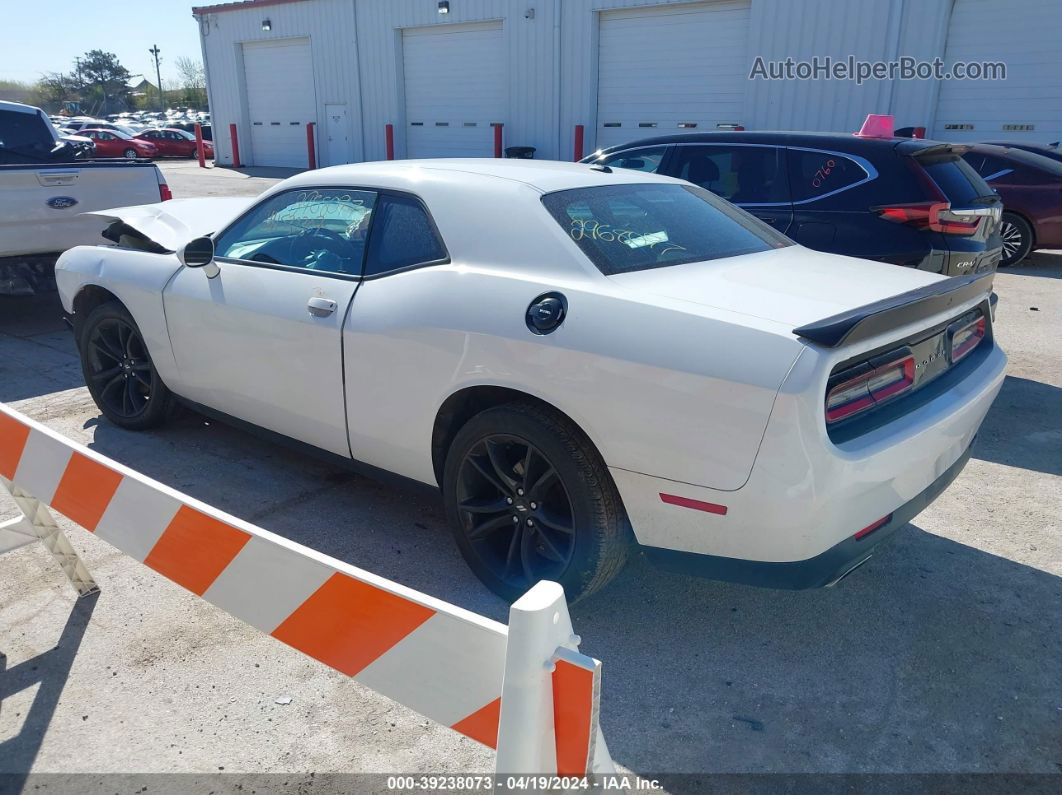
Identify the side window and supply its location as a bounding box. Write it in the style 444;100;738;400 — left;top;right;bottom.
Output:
671;146;787;204
599;146;668;173
214;187;377;276
0;110;52;150
788;150;868;202
364;194;447;277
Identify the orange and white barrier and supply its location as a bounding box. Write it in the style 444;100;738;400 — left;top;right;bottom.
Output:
0;403;613;776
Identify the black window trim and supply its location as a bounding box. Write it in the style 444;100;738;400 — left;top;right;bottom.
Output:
211;185;450;282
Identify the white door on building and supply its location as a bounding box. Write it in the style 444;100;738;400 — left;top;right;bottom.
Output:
242;38;317;167
324;103;353;166
595;1;752;151
932;0;1060;144
402;21;507;158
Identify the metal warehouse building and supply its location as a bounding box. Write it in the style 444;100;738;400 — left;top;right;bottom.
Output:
193;0;1062;168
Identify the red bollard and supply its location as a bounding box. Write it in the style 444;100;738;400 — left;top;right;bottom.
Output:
306;122;317;170
194;123;206;168
229;123;241;168
493;123;503;158
385;123;395;160
573;125;585;162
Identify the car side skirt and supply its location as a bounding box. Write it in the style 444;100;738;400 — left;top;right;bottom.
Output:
175;396;442;499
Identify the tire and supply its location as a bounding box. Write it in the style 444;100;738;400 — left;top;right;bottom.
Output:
77;301;173;430
123;148;138;160
443;402;631;603
999;212;1033;267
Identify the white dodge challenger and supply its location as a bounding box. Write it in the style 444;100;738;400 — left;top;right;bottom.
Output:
55;160;1006;601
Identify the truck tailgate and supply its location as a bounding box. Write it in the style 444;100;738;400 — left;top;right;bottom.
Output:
0;162;164;258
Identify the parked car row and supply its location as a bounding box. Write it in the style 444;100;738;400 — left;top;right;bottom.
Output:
76;127;214;160
52;111;214;158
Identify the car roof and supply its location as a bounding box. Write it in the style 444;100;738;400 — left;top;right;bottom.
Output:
277;158;685;194
0;100;41;115
965;143;1062;174
587;130;951;158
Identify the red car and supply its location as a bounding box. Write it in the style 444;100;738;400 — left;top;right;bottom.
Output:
135;128;214;159
963;144;1062;266
80;128;158;160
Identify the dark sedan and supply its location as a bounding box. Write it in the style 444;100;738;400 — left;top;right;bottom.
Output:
583;131;1003;278
963;144;1062;265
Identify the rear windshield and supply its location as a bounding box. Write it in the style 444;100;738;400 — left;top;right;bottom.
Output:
921;156;991;204
541;183;791;275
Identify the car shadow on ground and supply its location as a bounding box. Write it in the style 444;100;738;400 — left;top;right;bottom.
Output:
974;376;1062;477
0;294;84;403
81;403;1062;776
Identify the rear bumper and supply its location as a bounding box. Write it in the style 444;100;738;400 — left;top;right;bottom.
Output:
640;439;974;589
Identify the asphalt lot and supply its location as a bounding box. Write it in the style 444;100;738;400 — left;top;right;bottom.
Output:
1;162;1060;781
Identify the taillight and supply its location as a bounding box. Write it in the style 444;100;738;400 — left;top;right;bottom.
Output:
949;313;986;363
873;201;980;235
159;182;173;201
826;354;915;424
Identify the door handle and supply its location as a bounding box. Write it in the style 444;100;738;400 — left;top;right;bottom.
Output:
307;297;337;317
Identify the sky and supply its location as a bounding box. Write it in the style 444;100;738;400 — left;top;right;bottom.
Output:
2;0;205;86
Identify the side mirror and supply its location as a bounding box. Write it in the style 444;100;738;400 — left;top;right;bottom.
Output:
177;236;219;279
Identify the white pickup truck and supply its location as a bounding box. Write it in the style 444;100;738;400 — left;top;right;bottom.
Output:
0;100;171;295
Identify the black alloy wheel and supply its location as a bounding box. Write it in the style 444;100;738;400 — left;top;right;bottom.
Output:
79;302;173;430
455;434;576;589
443;402;631;603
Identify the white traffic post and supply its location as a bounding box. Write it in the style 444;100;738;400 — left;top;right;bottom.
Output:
495;581;614;776
0;476;98;597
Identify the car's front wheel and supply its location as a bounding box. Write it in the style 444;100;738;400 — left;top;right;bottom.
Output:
123;148;139;160
999;212;1033;267
443;402;631;603
78;301;173;430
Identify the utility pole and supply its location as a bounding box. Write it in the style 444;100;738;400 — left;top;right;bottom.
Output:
148;44;163;112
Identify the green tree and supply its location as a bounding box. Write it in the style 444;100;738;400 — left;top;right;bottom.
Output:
75;50;132;115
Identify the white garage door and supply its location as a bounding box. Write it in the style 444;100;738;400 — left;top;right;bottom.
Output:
243;38;317;167
402;21;506;159
933;0;1061;144
595;1;751;150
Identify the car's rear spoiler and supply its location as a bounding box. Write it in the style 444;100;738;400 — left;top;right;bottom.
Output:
895;140;972;158
793;271;994;348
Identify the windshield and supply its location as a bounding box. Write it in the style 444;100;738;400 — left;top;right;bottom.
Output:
541;183;791;275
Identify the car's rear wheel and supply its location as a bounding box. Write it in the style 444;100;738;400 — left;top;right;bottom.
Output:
78;301;173;430
123;148;138;160
999;212;1033;267
443;402;631;603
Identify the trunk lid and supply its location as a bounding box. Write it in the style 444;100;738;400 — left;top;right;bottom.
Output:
608;245;951;329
